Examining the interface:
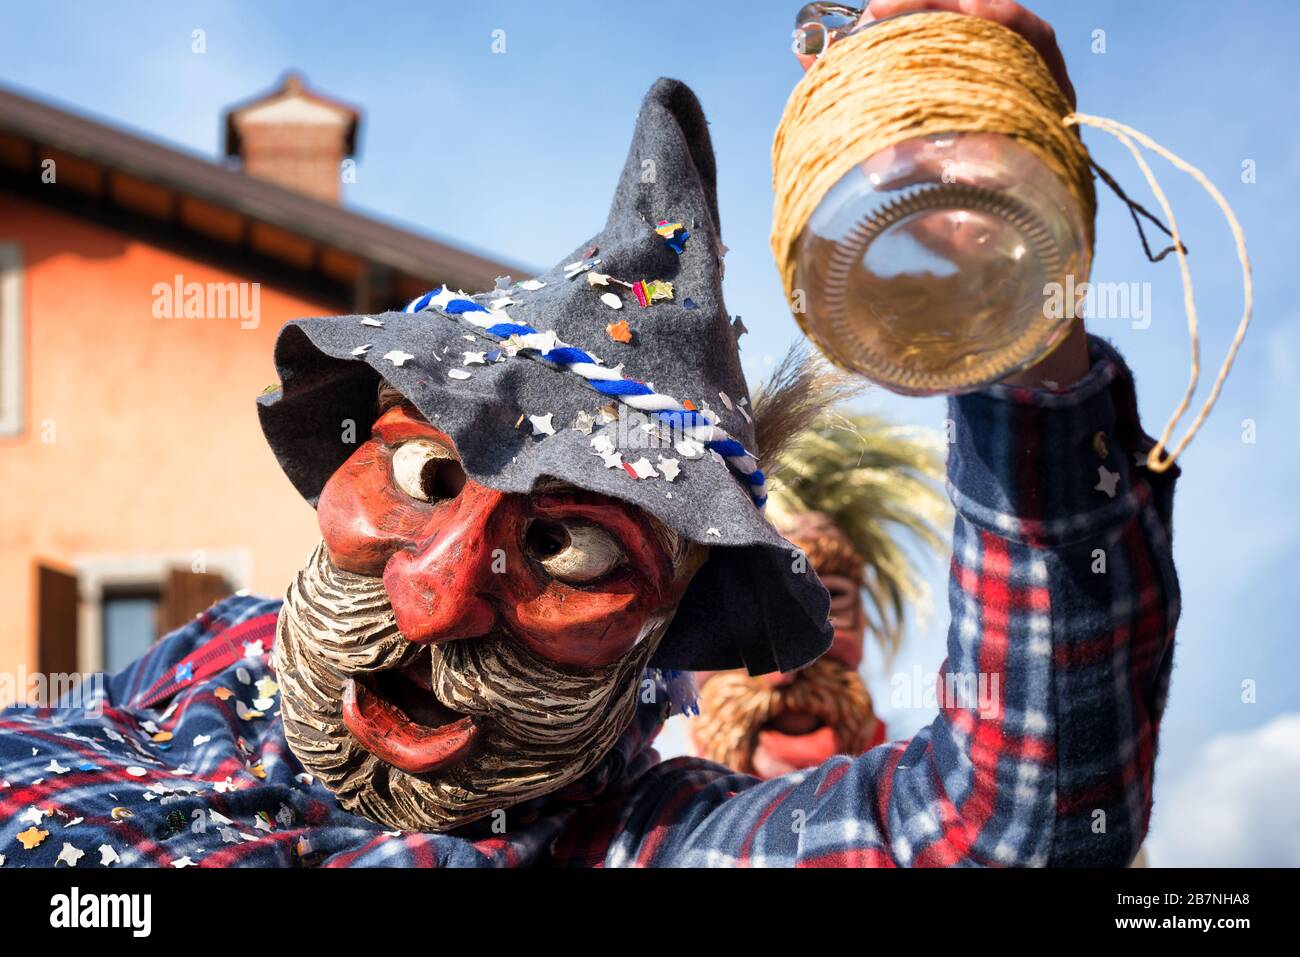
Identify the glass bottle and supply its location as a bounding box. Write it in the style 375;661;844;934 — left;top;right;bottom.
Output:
790;5;1092;394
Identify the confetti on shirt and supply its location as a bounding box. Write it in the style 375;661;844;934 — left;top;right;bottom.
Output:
17;827;48;850
56;842;85;867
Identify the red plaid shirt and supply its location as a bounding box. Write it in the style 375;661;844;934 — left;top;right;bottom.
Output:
0;336;1177;867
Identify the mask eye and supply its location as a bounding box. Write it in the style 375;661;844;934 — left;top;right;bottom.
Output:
524;519;625;585
391;439;465;503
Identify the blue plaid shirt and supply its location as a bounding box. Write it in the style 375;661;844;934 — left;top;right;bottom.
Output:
0;336;1178;867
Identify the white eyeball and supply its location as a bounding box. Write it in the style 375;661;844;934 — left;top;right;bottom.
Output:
391;440;462;502
524;519;624;585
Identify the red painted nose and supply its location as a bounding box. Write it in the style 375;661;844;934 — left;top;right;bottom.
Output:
382;483;516;644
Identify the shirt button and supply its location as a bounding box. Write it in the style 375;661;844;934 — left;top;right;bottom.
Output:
1092;431;1110;459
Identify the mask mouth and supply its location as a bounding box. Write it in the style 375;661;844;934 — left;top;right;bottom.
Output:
341;651;481;775
753;725;840;778
762;710;826;737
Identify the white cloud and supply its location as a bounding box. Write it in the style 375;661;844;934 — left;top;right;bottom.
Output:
1146;714;1300;866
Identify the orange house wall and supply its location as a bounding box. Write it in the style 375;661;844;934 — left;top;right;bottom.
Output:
0;191;333;674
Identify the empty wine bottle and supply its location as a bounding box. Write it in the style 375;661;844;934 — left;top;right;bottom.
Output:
788;5;1092;394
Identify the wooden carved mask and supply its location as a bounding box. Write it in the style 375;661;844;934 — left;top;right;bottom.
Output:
690;510;883;778
275;400;705;831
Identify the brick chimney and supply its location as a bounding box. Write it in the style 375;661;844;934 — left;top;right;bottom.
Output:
224;72;359;204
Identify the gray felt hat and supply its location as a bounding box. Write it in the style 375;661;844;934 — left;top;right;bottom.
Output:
257;78;832;675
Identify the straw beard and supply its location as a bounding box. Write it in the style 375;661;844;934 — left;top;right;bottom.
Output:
275;542;661;832
692;657;877;775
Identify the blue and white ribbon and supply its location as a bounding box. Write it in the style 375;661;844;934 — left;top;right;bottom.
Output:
404;285;767;508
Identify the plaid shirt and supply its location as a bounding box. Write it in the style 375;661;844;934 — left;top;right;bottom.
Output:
0;336;1178;867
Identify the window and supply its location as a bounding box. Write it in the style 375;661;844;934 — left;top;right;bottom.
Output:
0;242;21;437
102;586;162;674
65;551;250;674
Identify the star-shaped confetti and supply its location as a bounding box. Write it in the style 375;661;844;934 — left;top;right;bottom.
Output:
676;438;706;459
463;351;486;365
17;827;48;850
529;414;556;436
171;856;197;868
627;457;656;479
1094;465;1120;498
214;687;235;701
598;450;623;469
518;330;559;354
55;842;84;867
607;320;633;343
572;411;595;435
657;457;681;482
383;350;415;367
98;844;121;866
45;759;69;775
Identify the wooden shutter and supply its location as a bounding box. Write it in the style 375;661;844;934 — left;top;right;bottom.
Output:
37;563;79;675
159;567;233;634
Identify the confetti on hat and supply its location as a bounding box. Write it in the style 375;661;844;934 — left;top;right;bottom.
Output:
655;219;690;254
404;285;768;507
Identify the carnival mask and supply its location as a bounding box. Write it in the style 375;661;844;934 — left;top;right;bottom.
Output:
691;510;882;778
275;397;705;831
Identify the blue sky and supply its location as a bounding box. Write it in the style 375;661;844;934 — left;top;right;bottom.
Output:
3;1;1297;864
